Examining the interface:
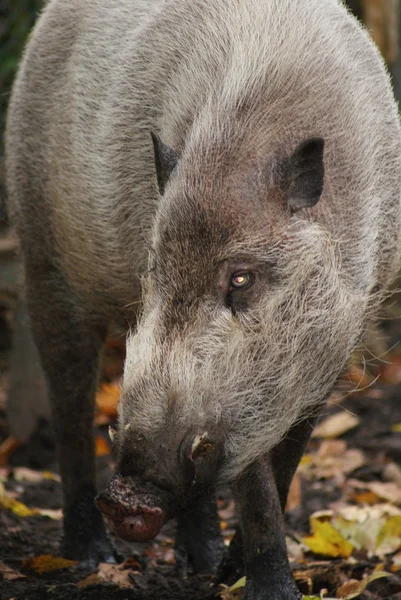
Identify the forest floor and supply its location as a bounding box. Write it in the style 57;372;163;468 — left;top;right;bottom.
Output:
1;329;401;599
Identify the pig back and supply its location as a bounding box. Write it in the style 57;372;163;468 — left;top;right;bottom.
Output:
6;0;401;320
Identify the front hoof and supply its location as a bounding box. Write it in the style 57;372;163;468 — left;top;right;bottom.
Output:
175;534;225;576
61;533;121;568
216;531;244;585
244;578;302;600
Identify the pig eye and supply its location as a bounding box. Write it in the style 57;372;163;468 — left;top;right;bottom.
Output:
230;272;255;291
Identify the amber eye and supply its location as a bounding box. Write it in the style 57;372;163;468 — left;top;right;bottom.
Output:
230;272;254;290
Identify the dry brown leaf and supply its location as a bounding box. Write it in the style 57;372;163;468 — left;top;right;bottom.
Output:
0;561;26;581
95;436;111;457
367;481;401;505
318;439;347;459
96;383;120;417
286;536;305;562
298;445;364;482
12;467;61;483
346;363;375;390
22;554;78;574
79;562;132;588
0;437;22;467
380;361;401;385
336;571;390;600
286;471;302;511
383;462;401;487
391;549;401;570
347;479;401;505
312;413;359;439
351;491;381;505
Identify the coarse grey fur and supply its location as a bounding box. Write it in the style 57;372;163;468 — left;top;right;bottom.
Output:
6;0;401;483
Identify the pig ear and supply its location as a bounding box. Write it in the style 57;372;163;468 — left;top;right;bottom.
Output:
284;137;325;213
151;132;180;195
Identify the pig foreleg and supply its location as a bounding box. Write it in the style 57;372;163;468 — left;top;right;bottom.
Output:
231;456;301;600
175;487;225;575
227;416;318;599
24;262;117;566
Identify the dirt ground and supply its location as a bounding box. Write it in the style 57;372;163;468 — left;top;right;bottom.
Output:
1;330;401;599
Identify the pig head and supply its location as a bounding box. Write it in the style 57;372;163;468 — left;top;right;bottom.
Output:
97;131;368;542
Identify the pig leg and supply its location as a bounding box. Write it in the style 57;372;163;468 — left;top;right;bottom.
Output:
175;488;225;575
24;262;117;566
231;455;301;600
220;416;318;597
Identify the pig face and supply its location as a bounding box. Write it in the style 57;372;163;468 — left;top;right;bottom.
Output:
98;134;367;542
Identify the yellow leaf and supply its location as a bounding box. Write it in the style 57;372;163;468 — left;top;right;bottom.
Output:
0;496;40;518
303;517;353;558
375;516;401;557
22;554;78;574
229;576;246;592
391;423;401;433
300;454;314;467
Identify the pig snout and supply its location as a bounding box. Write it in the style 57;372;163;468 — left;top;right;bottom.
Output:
95;493;166;542
95;474;170;543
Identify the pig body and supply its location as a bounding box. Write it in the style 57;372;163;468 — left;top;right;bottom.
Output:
6;0;401;598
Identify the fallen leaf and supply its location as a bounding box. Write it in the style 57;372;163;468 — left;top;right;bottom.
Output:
286;536;305;562
303;515;353;558
375;516;401;556
345;363;375;390
79;562;132;588
0;485;62;520
96;383;120;417
286;472;302;511
12;467;60;484
0;495;40;518
22;555;78;574
391;423;401;433
381;361;401;385
366;481;401;505
312;413;359;439
332;504;401;558
95;436;111;457
0;437;22;467
347;479;401;506
336;571;390;599
0;561;26;581
229;576;246;592
351;490;381;505
383;462;401;487
37;509;63;520
298;445;364;482
391;549;401;569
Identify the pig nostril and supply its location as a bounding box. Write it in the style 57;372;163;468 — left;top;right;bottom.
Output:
104;509;166;543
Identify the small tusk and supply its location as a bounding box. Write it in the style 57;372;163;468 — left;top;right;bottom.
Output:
108;426;117;443
125;423;131;431
191;432;208;457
